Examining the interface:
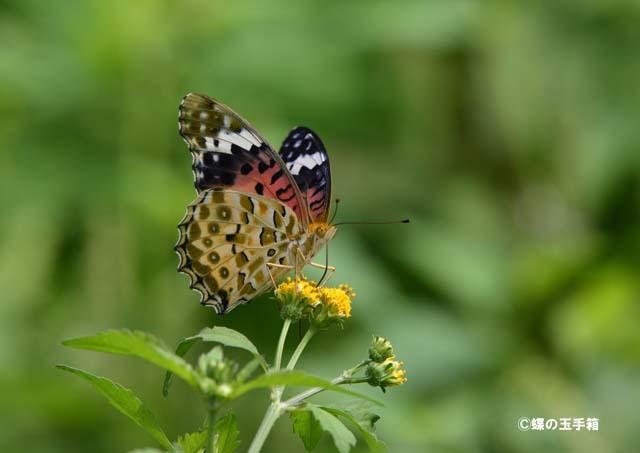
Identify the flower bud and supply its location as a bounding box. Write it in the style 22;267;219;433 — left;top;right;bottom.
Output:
368;336;394;363
365;357;407;391
197;347;238;387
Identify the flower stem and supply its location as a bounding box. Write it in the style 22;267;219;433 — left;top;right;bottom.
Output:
206;400;218;453
274;318;291;372
247;402;282;453
286;327;316;370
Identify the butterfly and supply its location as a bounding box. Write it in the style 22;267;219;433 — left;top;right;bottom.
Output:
175;93;337;314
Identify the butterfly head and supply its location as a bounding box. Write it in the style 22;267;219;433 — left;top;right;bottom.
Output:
310;222;337;242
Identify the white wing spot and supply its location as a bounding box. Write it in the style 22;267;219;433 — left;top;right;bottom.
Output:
294;140;302;148
204;137;232;154
200;111;209;120
297;151;326;170
238;128;261;147
200;124;207;133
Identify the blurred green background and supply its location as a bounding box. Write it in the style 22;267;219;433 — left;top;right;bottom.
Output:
2;0;640;452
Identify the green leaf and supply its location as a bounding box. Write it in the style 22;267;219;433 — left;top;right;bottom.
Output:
214;413;240;453
197;326;262;358
176;430;207;453
324;401;381;432
322;403;387;453
56;365;173;450
163;327;266;396
232;370;383;405
308;406;356;453
63;330;199;389
290;409;323;451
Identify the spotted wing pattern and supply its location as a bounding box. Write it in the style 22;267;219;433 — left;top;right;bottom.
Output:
279;127;332;223
176;189;302;314
179;93;310;225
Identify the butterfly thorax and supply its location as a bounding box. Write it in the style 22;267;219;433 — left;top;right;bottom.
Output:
289;223;337;271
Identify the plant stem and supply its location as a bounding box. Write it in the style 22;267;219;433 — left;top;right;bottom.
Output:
282;376;345;407
248;326;317;451
286;327;316;370
282;360;371;408
247;402;282;453
206;400;218;453
274;318;291;372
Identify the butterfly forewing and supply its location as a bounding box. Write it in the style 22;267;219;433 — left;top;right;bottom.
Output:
179;93;310;225
279;127;332;223
176;189;301;314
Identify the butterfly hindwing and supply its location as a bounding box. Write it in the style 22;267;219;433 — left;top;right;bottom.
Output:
179;93;310;225
279;127;332;223
176;189;301;313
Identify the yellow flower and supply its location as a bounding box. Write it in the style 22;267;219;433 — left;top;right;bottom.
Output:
275;277;356;326
274;276;321;320
275;276;320;305
318;284;355;318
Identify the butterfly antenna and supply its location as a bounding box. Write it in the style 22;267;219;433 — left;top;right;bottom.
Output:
333;219;410;226
329;198;341;224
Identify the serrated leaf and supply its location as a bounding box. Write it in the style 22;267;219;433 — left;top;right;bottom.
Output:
322;404;387;453
176;430;207;453
308;406;356;453
56;365;173;450
62;330;199;389
214;413;240;453
232;370;383;405
290;409;323;451
164;327;266;396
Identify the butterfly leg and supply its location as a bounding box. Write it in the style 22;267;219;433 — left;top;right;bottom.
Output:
294;247;309;281
294;248;335;287
309;262;336;288
266;262;294;289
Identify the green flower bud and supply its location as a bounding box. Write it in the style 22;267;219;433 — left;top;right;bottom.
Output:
369;336;394;363
197;347;238;388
